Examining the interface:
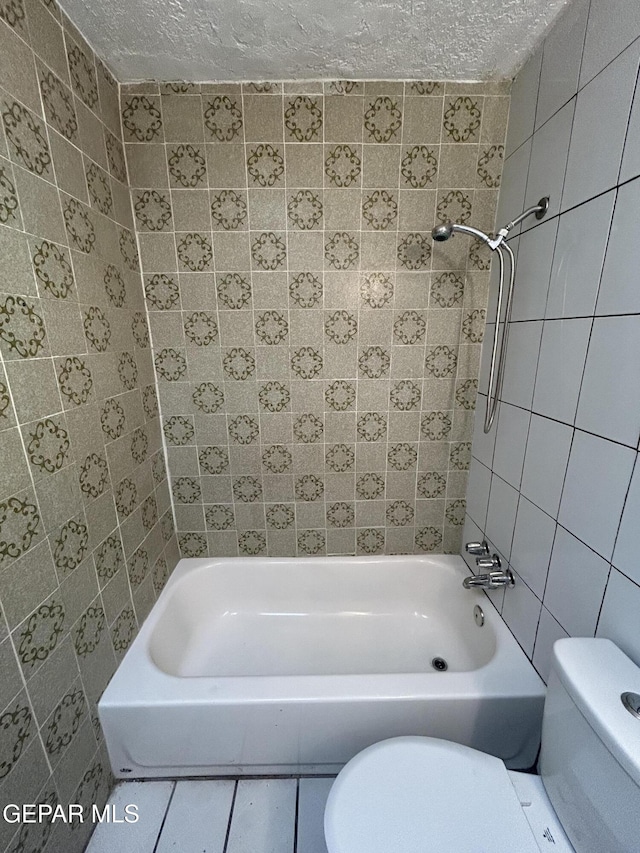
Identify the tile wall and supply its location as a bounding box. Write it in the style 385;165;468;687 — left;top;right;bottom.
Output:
122;79;509;559
0;3;179;852
464;0;640;682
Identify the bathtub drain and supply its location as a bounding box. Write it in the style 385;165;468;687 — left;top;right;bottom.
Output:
431;657;448;672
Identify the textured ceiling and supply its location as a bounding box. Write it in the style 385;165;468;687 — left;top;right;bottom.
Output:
60;0;570;83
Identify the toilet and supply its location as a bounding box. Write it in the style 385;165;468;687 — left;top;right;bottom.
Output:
324;638;640;852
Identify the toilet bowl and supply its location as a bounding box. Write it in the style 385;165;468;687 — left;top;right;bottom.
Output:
324;638;640;853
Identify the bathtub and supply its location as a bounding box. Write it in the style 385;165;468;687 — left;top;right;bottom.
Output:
99;555;545;778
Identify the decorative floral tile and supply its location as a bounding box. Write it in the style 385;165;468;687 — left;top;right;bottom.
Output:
259;380;290;412
360;272;393;308
387;442;418;471
122;95;162;142
199;445;229;475
168;144;206;187
284;96;322;142
443;96;482;143
289;272;321;307
17;598;65;671
421;411;452;441
31;240;75;299
39;70;78;141
364;96;402;143
0;295;46;358
2;100;52;177
26;416;71;476
325;145;361;187
325;379;355;411
401;145;438;188
204;95;243;141
247;144;284;187
193;382;224;412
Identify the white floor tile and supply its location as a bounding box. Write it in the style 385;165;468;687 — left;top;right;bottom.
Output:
297;778;335;853
155;780;235;853
226;779;297;853
86;781;174;853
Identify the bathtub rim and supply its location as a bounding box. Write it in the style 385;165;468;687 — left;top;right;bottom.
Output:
100;554;545;706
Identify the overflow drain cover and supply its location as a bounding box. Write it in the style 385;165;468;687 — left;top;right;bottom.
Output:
622;692;640;719
432;657;448;672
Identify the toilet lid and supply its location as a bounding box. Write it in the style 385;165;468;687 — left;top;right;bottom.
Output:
324;736;540;853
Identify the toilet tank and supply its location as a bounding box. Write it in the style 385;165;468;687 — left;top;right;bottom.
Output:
540;638;640;853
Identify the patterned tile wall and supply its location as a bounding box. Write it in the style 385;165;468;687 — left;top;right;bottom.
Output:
0;3;179;852
122;79;509;559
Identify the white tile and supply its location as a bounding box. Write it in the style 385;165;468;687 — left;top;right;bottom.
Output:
621;79;640;181
525;99;575;219
536;0;589;127
470;390;496;469
558;430;636;560
563;42;640;211
501;570;542;658
466;457;492;529
492;403;530;489
155;780;235;853
544;526;609;636
521;414;573;518
532;318;592;424
612;457;640;585
86;781;174;853
505;46;543;157
533;607;569;682
596;568;640;667
576;315;640;447
545;190;616;319
501;320;543;410
596;180;640;315
485;474;519;559
495;139;532;237
510;496;556;599
580;0;640;87
226;780;296;853
297;778;334;853
510;218;558;322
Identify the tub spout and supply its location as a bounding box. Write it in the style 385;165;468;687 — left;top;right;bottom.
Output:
463;570;515;590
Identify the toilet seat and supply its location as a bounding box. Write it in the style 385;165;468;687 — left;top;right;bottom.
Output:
324;736;541;853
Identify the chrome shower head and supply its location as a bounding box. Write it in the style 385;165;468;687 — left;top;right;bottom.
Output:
431;222;455;242
431;221;495;248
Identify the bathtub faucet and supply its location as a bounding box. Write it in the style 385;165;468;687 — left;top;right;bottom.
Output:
463;552;515;590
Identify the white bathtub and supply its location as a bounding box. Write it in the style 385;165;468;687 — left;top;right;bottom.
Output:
99;555;545;778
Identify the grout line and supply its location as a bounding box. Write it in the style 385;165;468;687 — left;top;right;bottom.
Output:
221;779;239;853
293;777;300;853
151;780;177;853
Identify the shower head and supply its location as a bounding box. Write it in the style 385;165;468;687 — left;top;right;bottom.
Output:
431;221;495;247
432;222;455;242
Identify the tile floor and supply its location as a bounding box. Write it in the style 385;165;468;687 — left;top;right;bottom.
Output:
86;777;334;853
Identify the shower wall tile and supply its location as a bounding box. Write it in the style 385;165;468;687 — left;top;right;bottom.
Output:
0;8;179;853
467;0;640;681
123;80;509;559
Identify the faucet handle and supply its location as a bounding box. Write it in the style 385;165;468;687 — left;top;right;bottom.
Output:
465;540;489;556
476;554;501;569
